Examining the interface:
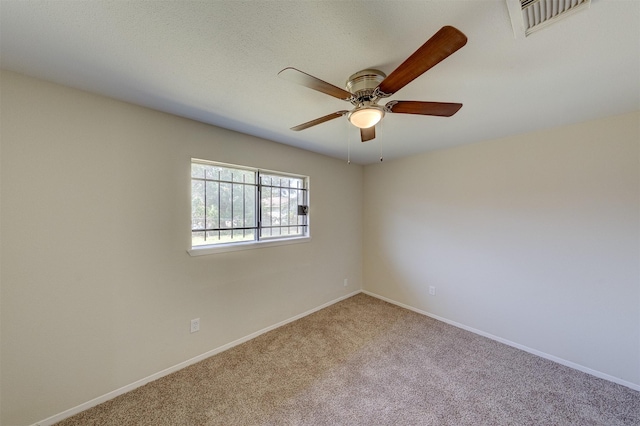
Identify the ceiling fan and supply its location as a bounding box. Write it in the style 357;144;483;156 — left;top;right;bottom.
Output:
279;26;468;142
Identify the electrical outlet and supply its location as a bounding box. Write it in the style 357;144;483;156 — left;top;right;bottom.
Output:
429;286;436;296
344;278;348;287
190;318;200;333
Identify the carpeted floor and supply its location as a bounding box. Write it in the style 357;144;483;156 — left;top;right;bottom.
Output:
56;293;640;425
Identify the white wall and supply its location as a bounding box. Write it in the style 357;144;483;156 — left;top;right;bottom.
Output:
0;71;363;426
363;111;640;387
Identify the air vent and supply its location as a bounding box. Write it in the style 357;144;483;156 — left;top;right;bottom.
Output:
507;0;591;38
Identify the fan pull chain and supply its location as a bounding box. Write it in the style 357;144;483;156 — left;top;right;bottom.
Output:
379;121;384;162
347;121;352;164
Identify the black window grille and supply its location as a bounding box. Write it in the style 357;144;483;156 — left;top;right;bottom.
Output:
191;160;308;247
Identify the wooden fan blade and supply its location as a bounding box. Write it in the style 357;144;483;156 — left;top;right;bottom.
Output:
291;111;348;131
387;101;462;117
377;26;467;96
360;126;376;142
279;67;353;101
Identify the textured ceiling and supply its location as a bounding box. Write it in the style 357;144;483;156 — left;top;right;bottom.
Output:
1;0;639;164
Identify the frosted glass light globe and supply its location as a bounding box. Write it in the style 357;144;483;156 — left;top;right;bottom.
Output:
348;106;384;129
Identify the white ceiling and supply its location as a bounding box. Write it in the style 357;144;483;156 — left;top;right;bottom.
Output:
1;0;638;164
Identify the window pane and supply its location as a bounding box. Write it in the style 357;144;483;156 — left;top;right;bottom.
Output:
245;187;256;227
191;163;206;179
259;172;307;241
207;230;222;243
191;180;205;230
233;169;255;184
232;228;255;242
288;195;296;227
232;183;244;227
261;185;272;226
219;168;232;182
218;229;231;242
219;182;232;228
260;226;271;238
205;181;219;230
277;188;285;226
262;174;285;187
192;231;206;246
204;166;217;180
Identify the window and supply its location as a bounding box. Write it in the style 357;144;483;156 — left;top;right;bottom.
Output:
190;159;309;253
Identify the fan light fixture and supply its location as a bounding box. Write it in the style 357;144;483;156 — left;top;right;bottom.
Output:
348;104;385;129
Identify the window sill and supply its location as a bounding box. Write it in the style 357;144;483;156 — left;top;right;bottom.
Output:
187;236;311;256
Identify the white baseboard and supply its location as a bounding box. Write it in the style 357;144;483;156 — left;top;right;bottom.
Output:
33;290;361;426
362;289;640;392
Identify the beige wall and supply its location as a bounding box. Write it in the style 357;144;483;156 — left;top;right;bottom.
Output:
0;71;363;426
2;69;638;425
363;111;640;387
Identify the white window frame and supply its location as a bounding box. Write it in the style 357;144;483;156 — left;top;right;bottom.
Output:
188;159;310;256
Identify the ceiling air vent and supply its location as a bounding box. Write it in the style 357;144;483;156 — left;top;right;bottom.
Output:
506;0;591;38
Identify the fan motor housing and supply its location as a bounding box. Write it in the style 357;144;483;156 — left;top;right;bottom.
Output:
346;69;386;104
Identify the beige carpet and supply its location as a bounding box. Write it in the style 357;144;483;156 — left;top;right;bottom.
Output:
56;293;639;425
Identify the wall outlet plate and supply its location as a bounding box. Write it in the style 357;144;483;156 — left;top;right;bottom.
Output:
190;318;200;333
